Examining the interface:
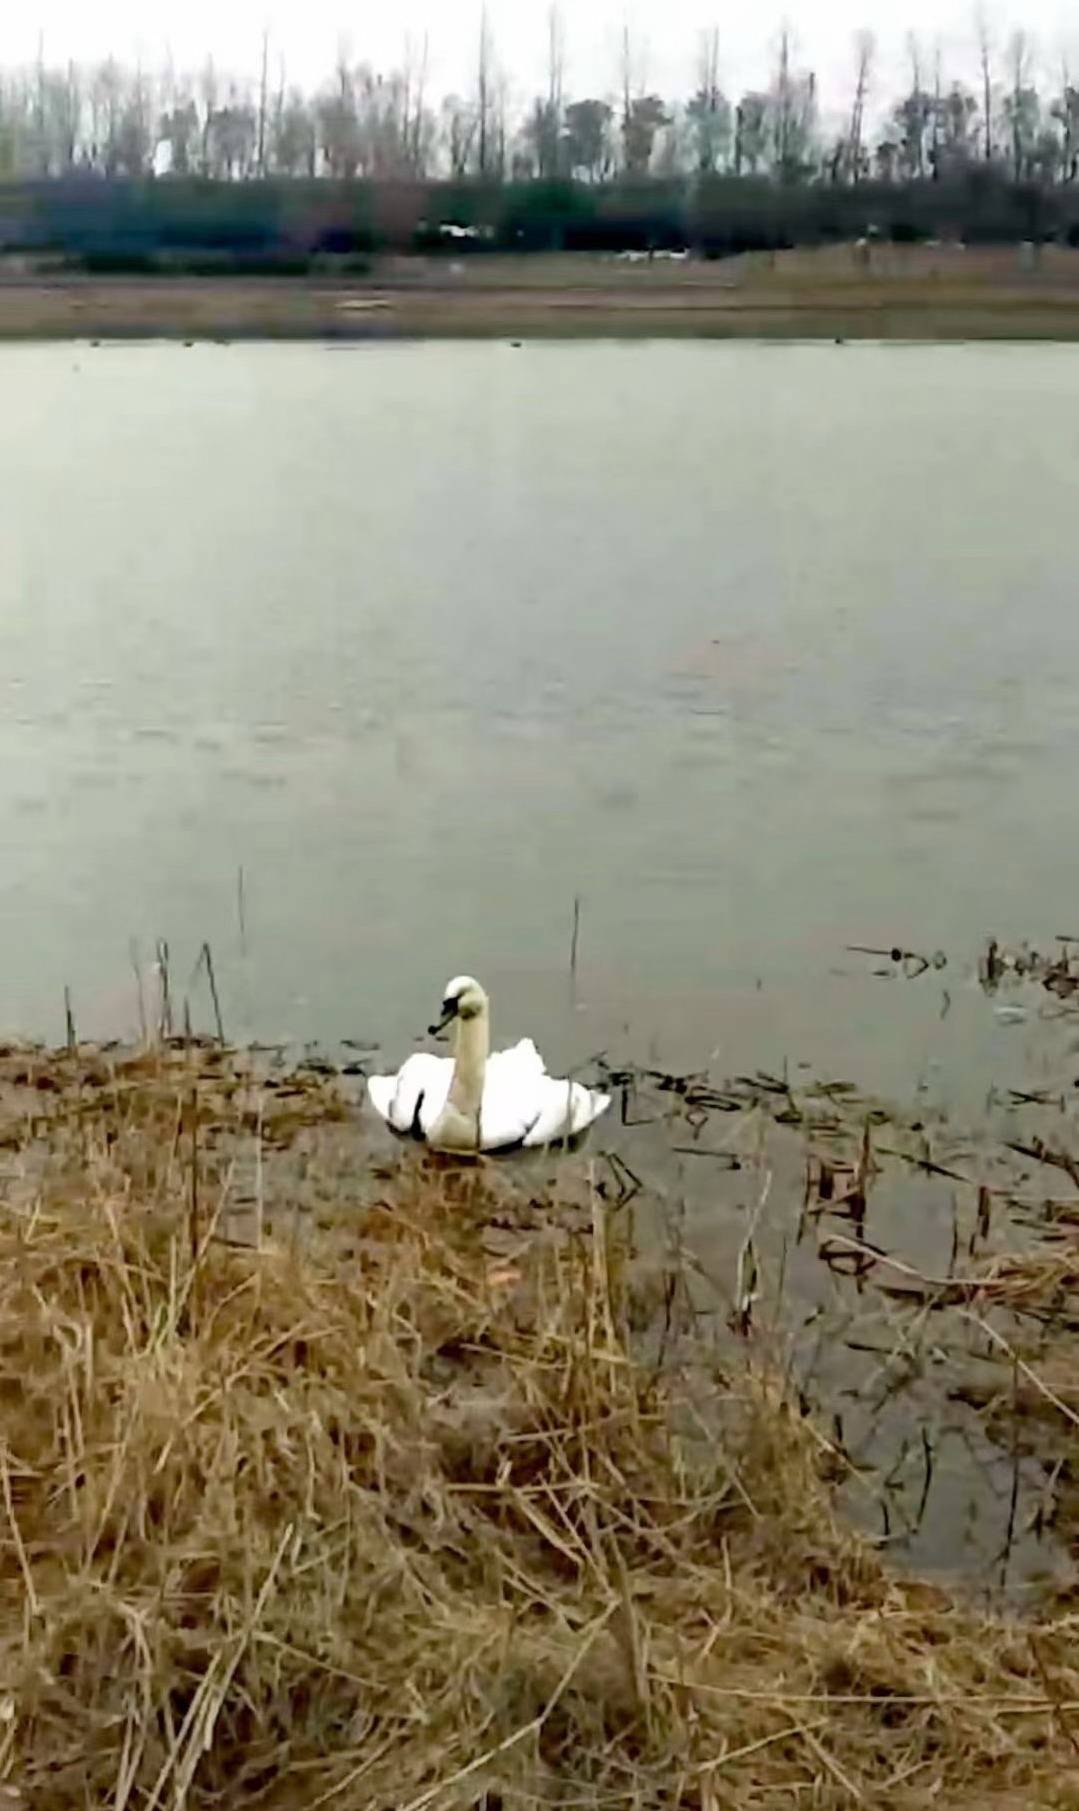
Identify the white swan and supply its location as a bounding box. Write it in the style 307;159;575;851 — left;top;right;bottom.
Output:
366;975;611;1153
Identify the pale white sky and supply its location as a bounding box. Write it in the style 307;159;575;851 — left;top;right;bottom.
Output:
8;1;1079;126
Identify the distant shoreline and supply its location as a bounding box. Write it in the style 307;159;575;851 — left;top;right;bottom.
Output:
6;247;1079;342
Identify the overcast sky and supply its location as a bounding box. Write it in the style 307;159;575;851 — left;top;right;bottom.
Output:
8;1;1079;124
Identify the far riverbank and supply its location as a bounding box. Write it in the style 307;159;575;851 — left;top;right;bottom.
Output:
6;243;1079;339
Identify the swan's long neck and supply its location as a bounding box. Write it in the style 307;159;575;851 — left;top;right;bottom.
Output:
447;1005;489;1125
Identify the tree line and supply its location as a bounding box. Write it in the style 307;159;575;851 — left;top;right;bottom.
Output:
1;14;1078;190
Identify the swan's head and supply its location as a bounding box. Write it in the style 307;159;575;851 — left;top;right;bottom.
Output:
429;974;488;1035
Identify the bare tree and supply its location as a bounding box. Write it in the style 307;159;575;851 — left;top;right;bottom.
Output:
623;94;669;174
415;33;432;173
548;6;564;119
34;33;46;174
1051;61;1079;184
769;26;815;179
524;6;565;179
621;19;632;150
492;69;508;178
89;58;126;174
401;31;432;174
1003;30;1037;180
270;55;285;172
270;77;316;176
355;67;425;178
846;30;874;181
907;34;925;176
63;62;83;168
563;97;612;180
546;5;564;175
615;18;667;177
476;6;492;176
0;78;22;174
773;25;791;175
112;63;154;176
198;57;218;174
931;40;943;177
686;27;730;174
256;28;269;177
443;94;477;177
734;91;770;176
701;26;719;101
204;82;256;180
38;62;82;171
401;37;414;165
619;15;643;167
317;49;360;178
976;7;994;162
941;80;979;165
159;69;199;177
889;35;934;180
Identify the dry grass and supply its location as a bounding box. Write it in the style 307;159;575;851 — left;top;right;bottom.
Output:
1;1046;1078;1809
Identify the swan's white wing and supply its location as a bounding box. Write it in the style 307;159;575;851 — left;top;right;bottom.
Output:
478;1040;549;1149
484;1038;546;1090
522;1077;611;1148
482;1041;611;1150
365;1072;397;1123
367;1053;453;1135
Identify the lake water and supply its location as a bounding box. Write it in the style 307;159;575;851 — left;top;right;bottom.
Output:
4;337;1079;1590
3;339;1078;1105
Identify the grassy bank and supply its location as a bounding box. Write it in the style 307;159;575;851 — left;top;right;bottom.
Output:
6;245;1079;340
1;1039;1078;1808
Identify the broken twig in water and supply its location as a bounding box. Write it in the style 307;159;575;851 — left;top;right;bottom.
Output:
129;938;148;1045
201;942;226;1044
846;945;944;980
156;939;173;1041
237;865;248;958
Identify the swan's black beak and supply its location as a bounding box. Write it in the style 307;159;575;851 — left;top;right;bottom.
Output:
428;998;459;1038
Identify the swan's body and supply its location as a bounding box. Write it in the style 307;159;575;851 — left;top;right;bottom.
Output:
366;976;610;1153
